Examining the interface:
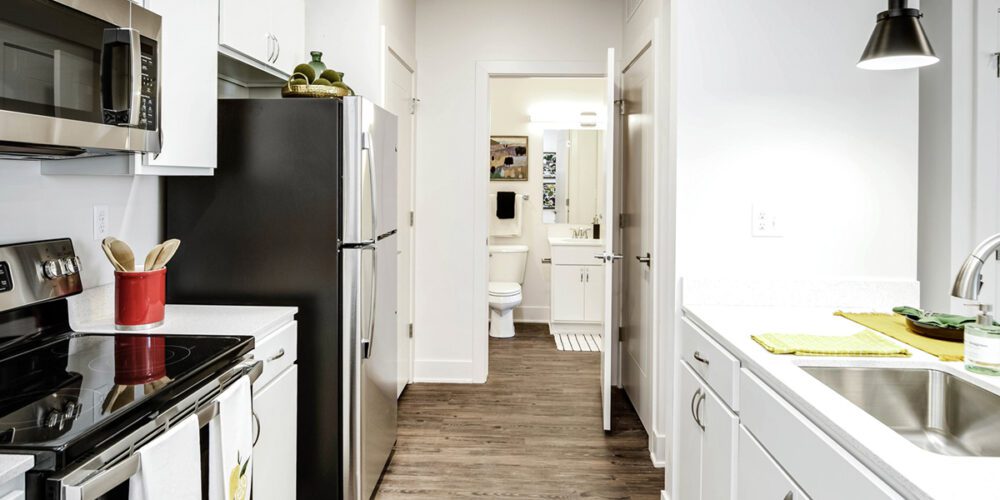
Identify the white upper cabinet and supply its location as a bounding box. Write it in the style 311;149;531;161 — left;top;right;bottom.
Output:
141;0;218;173
271;0;306;74
219;0;304;75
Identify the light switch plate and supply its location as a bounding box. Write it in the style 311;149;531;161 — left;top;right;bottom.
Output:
752;203;782;238
93;205;109;240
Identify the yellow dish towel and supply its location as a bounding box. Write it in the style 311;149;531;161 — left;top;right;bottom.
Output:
834;311;964;362
751;330;910;357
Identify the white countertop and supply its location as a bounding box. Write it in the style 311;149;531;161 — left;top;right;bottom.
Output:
68;285;297;339
684;304;1000;500
0;454;33;485
547;236;603;247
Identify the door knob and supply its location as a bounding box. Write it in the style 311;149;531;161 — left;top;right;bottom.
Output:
594;253;624;262
636;253;651;267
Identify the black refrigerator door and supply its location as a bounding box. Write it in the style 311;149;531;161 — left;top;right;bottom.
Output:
164;98;344;500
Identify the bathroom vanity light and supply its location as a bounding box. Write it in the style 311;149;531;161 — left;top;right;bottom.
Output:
858;0;938;70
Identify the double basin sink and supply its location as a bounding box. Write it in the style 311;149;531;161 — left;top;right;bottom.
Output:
801;366;1000;457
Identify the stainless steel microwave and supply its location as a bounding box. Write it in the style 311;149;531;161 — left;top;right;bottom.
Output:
0;0;161;159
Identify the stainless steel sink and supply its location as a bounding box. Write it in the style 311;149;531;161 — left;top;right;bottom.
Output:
801;366;1000;457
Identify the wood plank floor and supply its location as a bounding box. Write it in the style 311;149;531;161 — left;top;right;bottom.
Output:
374;323;664;499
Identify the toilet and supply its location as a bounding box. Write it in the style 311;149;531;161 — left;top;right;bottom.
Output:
488;245;529;338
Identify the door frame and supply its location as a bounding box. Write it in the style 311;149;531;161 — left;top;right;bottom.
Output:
472;60;607;382
381;29;418;390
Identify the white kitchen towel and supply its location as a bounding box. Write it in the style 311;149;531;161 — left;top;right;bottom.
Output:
209;376;253;500
127;414;202;500
489;193;523;237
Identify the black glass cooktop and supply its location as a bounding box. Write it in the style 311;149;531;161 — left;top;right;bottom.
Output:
0;332;251;455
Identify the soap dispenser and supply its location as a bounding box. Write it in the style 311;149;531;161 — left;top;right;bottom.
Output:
965;303;1000;375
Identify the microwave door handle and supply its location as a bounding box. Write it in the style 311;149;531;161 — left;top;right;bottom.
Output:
127;28;141;127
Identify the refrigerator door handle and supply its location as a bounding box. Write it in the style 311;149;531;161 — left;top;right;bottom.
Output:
363;131;378;238
364;243;378;359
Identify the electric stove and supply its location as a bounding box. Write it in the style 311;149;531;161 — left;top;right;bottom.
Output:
0;239;256;499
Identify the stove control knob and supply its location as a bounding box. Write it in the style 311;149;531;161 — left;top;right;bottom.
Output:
64;401;80;419
60;257;80;275
44;410;65;430
43;260;64;279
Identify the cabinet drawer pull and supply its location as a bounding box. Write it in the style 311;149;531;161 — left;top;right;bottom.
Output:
690;388;701;427
252;411;261;446
693;351;710;366
268;348;286;362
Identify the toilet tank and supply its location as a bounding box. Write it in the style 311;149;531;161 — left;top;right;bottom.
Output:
489;245;529;284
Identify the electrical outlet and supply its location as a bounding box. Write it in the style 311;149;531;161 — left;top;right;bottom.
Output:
93;205;109;240
752;203;782;238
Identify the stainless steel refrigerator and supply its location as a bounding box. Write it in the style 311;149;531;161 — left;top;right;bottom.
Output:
165;97;398;500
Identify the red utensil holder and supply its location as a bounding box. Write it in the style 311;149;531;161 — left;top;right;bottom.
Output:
115;268;166;330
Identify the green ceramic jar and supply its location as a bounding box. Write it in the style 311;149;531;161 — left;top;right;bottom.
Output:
307;51;327;77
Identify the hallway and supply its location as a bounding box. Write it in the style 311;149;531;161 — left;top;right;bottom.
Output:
375;324;664;499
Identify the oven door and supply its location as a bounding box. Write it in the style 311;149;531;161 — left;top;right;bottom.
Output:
43;361;261;500
0;0;161;158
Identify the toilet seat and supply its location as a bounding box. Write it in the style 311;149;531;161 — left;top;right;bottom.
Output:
489;282;521;298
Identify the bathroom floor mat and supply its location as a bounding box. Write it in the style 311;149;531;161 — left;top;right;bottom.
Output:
554;334;602;352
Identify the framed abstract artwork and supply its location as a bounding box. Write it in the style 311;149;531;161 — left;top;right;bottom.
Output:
490;136;529;181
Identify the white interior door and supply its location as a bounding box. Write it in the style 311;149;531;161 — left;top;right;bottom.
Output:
601;47;620;431
385;50;415;397
621;45;654;430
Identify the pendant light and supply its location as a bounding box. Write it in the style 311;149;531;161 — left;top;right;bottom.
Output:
858;0;938;70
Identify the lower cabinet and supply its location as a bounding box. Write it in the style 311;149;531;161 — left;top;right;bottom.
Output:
738;427;809;500
253;365;298;500
550;265;603;322
677;362;737;500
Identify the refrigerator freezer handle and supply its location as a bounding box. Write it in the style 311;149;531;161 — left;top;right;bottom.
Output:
364;245;377;359
363;132;378;239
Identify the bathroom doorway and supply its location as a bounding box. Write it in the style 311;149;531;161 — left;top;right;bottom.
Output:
475;53;623;431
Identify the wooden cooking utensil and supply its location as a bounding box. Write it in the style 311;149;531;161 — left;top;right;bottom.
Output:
101;237;125;272
151;239;181;270
143;244;164;272
109;239;136;272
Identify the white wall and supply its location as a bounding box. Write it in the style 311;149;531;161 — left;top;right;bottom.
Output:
674;0;919;282
488;77;605;323
305;0;381;100
917;0;977;314
413;0;622;382
0;161;161;289
381;0;416;68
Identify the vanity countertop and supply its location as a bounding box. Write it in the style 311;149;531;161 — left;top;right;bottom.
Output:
684;303;1000;500
547;236;603;247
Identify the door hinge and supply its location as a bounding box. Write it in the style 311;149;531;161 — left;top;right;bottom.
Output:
616;99;626;116
408;323;413;338
619;213;626;229
618;326;624;340
409;211;414;227
410;98;421;115
566;197;571;207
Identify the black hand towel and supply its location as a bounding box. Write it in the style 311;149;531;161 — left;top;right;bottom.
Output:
496;191;516;220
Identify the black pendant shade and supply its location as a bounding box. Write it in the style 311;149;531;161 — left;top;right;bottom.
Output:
858;0;938;70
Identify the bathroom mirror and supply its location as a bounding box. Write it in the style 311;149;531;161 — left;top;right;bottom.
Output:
541;129;604;224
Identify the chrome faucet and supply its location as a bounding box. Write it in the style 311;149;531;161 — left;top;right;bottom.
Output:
952;233;1000;301
571;227;591;239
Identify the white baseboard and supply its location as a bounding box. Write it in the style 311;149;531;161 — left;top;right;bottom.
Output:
549;322;602;335
513;305;549;323
412;359;479;383
649;430;667;468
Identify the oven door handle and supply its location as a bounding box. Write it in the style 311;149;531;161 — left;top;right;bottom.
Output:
60;360;263;500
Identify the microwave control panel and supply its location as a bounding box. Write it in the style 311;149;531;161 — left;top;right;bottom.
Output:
139;41;157;131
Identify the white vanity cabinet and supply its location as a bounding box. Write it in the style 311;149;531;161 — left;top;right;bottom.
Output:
738;427;809;500
548;238;604;333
